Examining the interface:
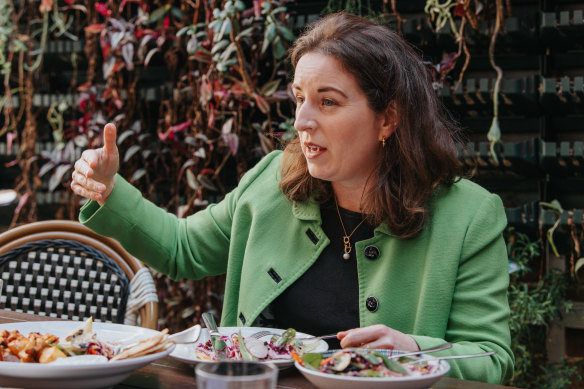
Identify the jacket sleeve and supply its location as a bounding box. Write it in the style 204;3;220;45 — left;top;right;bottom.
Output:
410;193;515;384
79;152;281;280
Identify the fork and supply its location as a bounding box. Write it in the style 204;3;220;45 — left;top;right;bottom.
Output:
405;350;495;366
249;330;337;341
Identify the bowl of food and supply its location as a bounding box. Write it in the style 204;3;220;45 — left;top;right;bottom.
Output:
0;318;174;389
293;348;450;389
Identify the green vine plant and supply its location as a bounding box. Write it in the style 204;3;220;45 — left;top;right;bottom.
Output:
505;227;582;388
541;200;584;287
540;199;564;258
424;0;509;165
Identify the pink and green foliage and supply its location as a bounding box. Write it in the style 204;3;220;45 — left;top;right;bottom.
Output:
2;0;297;330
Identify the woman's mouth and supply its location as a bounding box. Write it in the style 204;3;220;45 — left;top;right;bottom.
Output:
304;143;326;158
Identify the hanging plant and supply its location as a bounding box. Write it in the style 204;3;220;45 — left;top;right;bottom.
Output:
424;0;510;164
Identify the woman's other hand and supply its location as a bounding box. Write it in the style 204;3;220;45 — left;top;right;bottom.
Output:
71;123;119;206
338;324;420;351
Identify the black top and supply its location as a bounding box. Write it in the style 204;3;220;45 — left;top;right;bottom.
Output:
271;200;375;347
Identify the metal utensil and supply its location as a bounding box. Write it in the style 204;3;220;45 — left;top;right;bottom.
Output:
201;312;227;359
248;330;279;339
387;342;452;359
249;330;337;341
406;350;496;366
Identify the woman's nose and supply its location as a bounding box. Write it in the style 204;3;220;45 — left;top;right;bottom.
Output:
294;103;317;132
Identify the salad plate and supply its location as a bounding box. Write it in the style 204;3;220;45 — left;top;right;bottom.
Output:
294;349;450;389
170;326;328;369
0;320;175;389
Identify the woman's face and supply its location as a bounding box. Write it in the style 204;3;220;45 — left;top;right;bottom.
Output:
293;53;392;191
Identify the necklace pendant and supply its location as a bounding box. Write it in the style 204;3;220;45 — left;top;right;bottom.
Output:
343;252;350;260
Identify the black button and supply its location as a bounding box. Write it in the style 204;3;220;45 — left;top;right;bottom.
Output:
366;296;378;312
364;245;380;260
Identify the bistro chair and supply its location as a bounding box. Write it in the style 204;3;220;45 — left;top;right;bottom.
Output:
0;220;158;329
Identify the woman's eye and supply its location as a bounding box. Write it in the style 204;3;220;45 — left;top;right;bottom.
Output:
323;99;336;106
295;96;304;104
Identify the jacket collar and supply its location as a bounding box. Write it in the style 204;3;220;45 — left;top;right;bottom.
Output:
292;200;321;221
292;199;395;236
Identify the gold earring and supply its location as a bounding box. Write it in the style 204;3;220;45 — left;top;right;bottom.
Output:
381;137;386;148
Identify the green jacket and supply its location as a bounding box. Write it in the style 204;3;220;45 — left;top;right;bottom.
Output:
80;151;514;384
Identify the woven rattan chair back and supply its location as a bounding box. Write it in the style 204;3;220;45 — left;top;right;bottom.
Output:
0;220;158;329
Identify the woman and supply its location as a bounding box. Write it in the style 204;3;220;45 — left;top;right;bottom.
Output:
71;12;514;383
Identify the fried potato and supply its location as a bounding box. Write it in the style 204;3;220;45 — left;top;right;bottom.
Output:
39;346;67;364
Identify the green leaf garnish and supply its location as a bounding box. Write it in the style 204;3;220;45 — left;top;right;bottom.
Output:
301;353;323;370
237;330;257;361
380;354;410;376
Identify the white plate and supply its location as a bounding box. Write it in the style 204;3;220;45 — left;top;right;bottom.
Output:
0;320;175;389
294;349;450;389
170;326;328;369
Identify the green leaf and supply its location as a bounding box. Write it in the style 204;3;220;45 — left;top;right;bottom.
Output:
218;58;237;71
262;23;277;54
211;40;230;54
487;117;502;165
238;331;258;361
356;349;382;366
272;36;286;59
216;18;232;42
275;328;296;347
219;43;237;61
170;6;183;19
149;7;168;24
235;0;246;11
177;26;191;37
123;145;142;162
48;165;71;192
186;170;199;190
38;161;56;177
210;20;223;34
277;25;296;42
131;168;146;182
540;199;564;214
271;6;288;15
380;354;410;376
260;79;281;97
300;353;322;369
236;27;254;40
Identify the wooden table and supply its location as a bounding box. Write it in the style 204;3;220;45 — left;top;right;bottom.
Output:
0;310;517;389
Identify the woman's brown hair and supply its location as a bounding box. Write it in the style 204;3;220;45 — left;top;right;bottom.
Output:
280;12;463;238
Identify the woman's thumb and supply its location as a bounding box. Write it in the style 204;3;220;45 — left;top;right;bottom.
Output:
103;123;118;155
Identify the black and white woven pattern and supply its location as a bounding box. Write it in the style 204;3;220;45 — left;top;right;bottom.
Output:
0;239;130;323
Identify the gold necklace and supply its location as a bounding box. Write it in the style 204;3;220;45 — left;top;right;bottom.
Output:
334;197;368;260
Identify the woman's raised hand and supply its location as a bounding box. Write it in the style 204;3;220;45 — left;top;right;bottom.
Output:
71;123;119;206
338;324;420;351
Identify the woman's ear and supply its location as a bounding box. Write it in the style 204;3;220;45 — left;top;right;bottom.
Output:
378;102;398;141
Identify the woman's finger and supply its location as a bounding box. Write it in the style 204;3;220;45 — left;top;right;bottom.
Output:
71;181;103;202
75;157;93;177
339;329;378;348
103;123;118;156
81;149;99;172
356;339;392;349
72;171;106;193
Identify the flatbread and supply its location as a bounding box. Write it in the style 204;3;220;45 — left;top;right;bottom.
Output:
110;329;170;361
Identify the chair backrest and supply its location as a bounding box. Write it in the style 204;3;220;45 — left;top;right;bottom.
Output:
0;220;158;329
